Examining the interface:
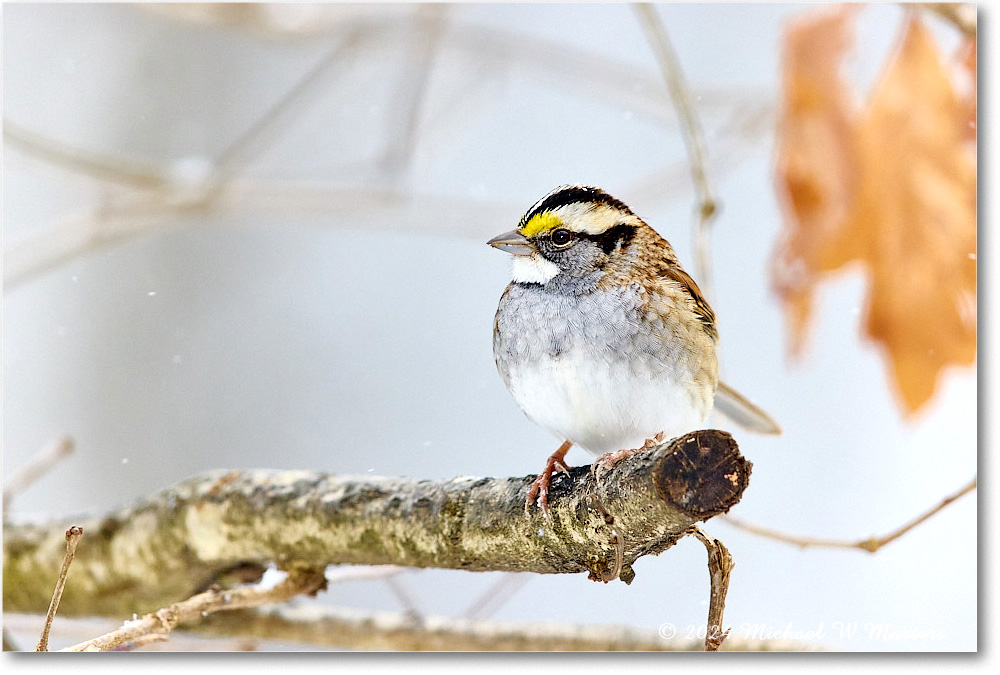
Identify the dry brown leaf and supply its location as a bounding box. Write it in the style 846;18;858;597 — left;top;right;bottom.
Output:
774;10;977;415
956;36;977;143
849;16;977;413
773;5;861;356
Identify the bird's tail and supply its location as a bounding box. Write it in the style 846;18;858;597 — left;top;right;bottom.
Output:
714;381;782;435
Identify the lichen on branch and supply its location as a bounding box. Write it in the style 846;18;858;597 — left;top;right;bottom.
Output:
4;429;750;617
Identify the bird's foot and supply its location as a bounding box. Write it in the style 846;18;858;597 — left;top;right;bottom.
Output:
591;432;667;478
525;441;572;518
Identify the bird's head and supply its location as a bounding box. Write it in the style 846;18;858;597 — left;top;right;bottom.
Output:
487;185;651;284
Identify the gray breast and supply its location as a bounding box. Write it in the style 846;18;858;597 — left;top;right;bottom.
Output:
494;281;682;383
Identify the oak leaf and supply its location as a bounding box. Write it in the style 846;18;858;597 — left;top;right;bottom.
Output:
774;9;977;415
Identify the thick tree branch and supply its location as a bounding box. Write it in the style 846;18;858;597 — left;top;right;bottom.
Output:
4;430;749;617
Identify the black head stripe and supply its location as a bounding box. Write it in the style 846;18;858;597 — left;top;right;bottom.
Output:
519;186;635;227
581;223;638;255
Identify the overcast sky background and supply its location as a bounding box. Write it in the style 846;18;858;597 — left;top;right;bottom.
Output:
3;3;977;651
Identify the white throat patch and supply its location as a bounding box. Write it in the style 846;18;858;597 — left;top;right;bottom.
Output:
511;253;560;284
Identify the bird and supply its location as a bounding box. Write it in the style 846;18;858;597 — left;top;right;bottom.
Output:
489;185;780;515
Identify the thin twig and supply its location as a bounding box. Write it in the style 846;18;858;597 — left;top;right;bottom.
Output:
4;614;262;652
624;97;773;209
3;15;767;292
724;476;977;552
1;194;186;291
324;565;408;585
3;436;75;511
0;181;518;291
385;575;423;620
633;2;719;304
380;4;447;176
460;574;532;621
5;566;400;652
107;632;170;652
588;494;626;583
35;526;84;651
3;121;169;190
688;527;733;652
212;29;367;177
61;567;327;652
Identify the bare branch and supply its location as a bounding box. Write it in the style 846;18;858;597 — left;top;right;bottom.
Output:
587;494;626;583
212;29;368;179
3;436;75;511
3;121;168;189
3;10;771;294
35;526;83;652
6;609;822;652
4;430;750;617
197;603;807;651
323;564;408;585
460;573;532;620
384;575;423;619
689;527;734;651
0;183;519;291
108;632;170;652
380;4;447;176
5;614;256;651
2;194;186;291
633;3;719;302
3;15;770;293
4;566;400;651
623;97;773;208
61;567;327;652
723;476;976;552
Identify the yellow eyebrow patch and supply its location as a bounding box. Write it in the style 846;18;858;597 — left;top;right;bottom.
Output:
519;212;562;238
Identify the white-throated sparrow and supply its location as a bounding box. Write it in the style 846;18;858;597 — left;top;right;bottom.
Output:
489;185;780;515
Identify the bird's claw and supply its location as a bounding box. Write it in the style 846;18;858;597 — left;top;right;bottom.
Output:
591;432;667;479
524;472;551;518
525;448;572;518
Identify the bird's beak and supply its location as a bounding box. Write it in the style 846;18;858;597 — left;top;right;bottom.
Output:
487;229;533;256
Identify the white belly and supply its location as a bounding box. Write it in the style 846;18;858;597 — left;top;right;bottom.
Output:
506;350;707;455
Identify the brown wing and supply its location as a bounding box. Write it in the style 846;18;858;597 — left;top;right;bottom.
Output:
661;264;718;340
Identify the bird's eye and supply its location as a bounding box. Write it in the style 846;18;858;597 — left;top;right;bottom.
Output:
550;228;574;247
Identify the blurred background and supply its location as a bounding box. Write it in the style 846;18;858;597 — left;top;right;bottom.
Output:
3;3;976;651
